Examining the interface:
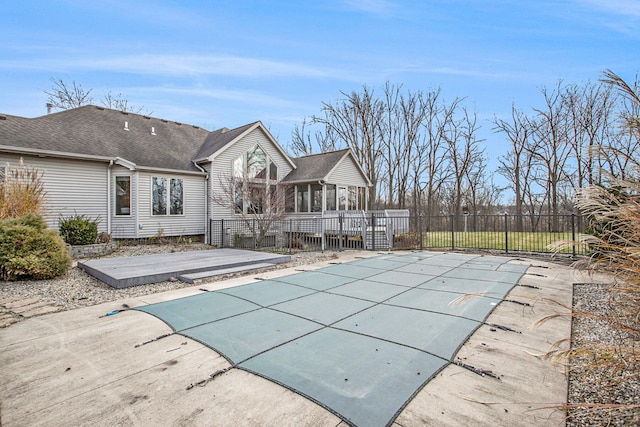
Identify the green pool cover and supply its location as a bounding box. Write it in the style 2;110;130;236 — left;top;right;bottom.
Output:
137;252;528;427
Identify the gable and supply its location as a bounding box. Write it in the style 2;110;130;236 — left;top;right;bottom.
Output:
194;121;295;169
325;152;370;187
284;149;371;186
208;126;295;181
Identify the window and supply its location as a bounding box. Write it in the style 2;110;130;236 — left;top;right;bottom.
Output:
326;184;336;211
311;184;323;212
234;182;243;214
348;186;357;210
152;177;183;215
233;156;244;178
359;187;367;210
247;145;267;179
170;178;183;215
338;186;347;210
233;145;279;215
247;183;264;214
115;176;131;215
285;186;295;212
152;177;167;215
297;185;309;213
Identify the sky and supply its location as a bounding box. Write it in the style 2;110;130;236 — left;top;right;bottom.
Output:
1;0;638;169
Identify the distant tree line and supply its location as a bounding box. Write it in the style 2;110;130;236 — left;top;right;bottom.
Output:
288;71;640;230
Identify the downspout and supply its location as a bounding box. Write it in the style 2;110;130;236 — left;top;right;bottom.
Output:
107;160;113;235
193;161;209;244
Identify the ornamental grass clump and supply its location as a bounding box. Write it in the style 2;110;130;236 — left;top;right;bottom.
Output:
0;159;46;219
541;70;640;423
545;179;640;423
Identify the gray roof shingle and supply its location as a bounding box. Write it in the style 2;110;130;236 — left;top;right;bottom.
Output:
192;121;258;161
0;106;251;173
284;149;350;182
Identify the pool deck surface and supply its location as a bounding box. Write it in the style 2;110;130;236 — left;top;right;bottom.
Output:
0;250;607;426
78;248;291;288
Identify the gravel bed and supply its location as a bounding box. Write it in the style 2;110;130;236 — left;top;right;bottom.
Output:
567;283;640;426
0;244;338;310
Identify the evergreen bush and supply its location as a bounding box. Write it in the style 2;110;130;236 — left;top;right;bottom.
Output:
58;214;99;245
0;214;71;280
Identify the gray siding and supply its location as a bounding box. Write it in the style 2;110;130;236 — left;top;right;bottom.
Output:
136;171;206;238
0;155;206;239
326;156;369;187
0;154;109;232
209;127;294;220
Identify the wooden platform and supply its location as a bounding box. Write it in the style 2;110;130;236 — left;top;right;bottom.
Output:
78;249;291;288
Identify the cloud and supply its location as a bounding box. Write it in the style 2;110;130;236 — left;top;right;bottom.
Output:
138;86;297;108
342;0;397;17
0;53;353;81
576;0;640;19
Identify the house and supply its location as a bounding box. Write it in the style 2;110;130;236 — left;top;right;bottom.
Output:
0;105;371;243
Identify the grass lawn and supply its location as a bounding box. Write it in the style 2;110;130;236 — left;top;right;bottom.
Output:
419;231;590;254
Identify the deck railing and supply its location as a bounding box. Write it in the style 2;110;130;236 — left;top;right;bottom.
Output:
210;213;589;257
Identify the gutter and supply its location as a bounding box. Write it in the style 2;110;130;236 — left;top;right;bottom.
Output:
192;161;209;244
107;160;113;235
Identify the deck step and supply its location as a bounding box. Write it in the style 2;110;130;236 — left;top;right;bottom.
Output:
178;262;276;283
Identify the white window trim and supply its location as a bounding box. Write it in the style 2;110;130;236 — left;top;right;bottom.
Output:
151;176;185;216
114;175;132;217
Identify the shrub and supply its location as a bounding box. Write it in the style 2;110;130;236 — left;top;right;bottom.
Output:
0;214;71;280
59;214;99;245
0;159;46;219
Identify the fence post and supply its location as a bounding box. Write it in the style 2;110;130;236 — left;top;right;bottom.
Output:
220;219;224;248
571;213;576;257
321;217;326;252
339;214;344;252
288;218;292;254
419;215;423;251
450;214;455;251
504;213;509;254
371;212;376;251
253;218;256;249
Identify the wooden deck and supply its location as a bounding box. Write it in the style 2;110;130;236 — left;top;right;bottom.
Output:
78;249;291;288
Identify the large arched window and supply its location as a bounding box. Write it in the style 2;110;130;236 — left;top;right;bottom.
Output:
233;145;279;215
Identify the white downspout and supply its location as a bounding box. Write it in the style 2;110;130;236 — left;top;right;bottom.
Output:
193;161;209;244
107;160;113;235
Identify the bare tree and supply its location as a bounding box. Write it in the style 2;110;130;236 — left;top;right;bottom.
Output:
45;78;94;111
312;86;385;208
212;173;292;248
441;106;485;218
600;70;640;181
563;81;616;189
288;118;340;157
45;78;148;114
494;104;537;230
419;92;459;219
101;91;147;114
529;82;573;231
